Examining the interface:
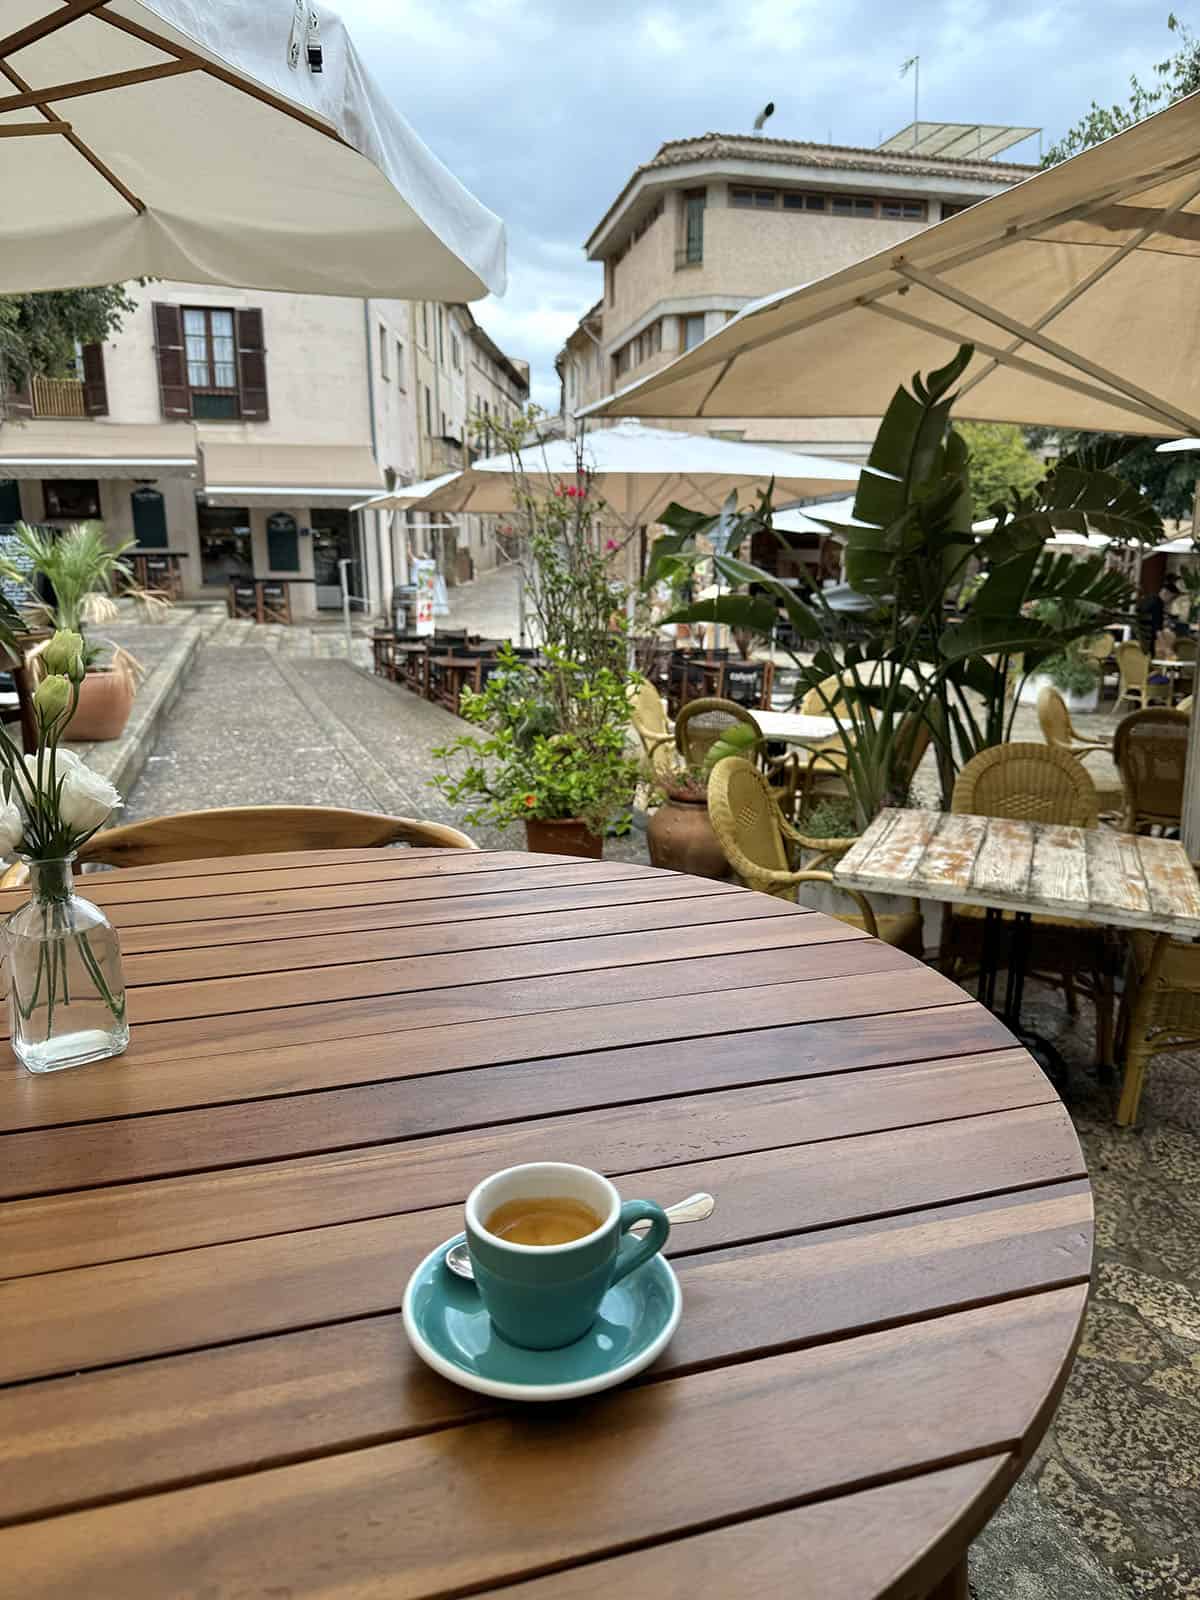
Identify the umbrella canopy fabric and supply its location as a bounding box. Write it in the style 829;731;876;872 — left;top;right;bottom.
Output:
411;419;858;531
0;0;505;298
351;473;462;513
586;90;1200;436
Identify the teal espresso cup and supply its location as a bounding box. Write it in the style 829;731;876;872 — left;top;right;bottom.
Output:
464;1162;671;1350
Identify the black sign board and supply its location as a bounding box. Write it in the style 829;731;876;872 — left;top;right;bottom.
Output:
131;485;168;548
266;512;300;572
0;523;36;608
0;478;20;526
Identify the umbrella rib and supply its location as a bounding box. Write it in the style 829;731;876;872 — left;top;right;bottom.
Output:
0;56;143;212
93;5;347;146
0;119;70;134
864;298;1191;432
955;172;1200;402
892;258;1200;434
0;60;195;113
0;0;108;58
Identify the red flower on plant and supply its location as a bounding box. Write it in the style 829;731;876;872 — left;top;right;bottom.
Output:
523;793;537;808
605;538;618;552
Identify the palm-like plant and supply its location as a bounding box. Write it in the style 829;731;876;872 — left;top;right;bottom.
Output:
0;522;134;656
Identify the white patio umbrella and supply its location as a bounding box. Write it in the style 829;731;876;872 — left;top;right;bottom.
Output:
586;90;1200;436
411;419;858;534
0;0;505;298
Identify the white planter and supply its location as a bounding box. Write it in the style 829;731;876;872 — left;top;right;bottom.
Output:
1017;672;1100;714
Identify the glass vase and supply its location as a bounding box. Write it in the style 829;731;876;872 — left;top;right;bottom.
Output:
6;856;129;1073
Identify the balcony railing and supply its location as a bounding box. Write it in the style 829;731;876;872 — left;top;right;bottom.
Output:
31;375;86;418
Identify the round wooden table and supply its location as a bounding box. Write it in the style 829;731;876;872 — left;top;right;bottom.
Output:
0;848;1092;1598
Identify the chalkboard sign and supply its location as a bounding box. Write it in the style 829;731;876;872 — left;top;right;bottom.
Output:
266;512;300;572
0;478;20;525
0;524;36;609
131;486;168;548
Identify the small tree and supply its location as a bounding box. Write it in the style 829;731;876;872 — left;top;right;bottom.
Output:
956;423;1044;520
0;286;136;398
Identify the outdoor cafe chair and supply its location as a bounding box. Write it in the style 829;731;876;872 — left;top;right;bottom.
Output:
627;679;678;786
675;697;760;768
940;741;1113;1067
1115;640;1169;711
1113;707;1190;833
717;659;773;709
707;757;923;953
0;807;477;886
1115;888;1200;1126
1036;685;1124;815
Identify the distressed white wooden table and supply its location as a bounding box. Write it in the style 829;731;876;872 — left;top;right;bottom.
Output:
755;709;839;746
836;809;1200;1083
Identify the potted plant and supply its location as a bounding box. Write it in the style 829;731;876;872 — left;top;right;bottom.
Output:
646;762;730;878
433;648;639;858
0;521;145;742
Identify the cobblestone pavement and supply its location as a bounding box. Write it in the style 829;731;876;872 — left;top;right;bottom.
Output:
121;598;1200;1599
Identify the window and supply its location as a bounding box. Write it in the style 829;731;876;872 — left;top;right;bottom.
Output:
684;188;705;264
880;197;926;220
731;187;776;209
437;308;445;365
682;313;706;352
183;307;239;419
830;195;876;217
378;323;389;380
451;332;462;371
43;479;100;520
424;384;432;436
395;339;405;389
421;303;430;348
942;200;972;219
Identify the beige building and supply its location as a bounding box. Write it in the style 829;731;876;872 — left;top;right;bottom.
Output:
558;131;1033;458
0;284;526;618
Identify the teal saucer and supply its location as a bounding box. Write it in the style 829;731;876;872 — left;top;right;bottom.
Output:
402;1233;681;1401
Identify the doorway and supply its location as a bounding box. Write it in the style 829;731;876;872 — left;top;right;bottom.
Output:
198;503;253;588
312;507;364;610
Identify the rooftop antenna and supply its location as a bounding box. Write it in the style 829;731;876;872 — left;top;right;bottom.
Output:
753;101;775;133
900;55;919;148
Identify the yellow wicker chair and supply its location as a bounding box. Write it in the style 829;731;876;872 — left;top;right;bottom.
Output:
707;757;923;953
943;742;1113;1065
627;678;678;785
1112;707;1189;832
1115;640;1168;711
1036;685;1123;814
675;697;761;767
1082;633;1114;664
1116;917;1200;1126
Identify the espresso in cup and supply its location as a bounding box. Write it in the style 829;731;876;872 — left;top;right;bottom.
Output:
485;1195;604;1246
465;1162;671;1349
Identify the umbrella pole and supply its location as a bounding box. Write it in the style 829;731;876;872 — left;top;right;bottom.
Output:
1183;481;1200;858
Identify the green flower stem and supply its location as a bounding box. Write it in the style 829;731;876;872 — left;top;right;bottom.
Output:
75;929;124;1022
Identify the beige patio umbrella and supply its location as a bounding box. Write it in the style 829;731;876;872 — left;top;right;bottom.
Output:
585;89;1200;437
586;90;1200;846
0;0;505;298
411;419;859;535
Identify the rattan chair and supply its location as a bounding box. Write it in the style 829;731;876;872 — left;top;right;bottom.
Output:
627;678;679;786
1082;633;1114;664
707;758;923;953
1036;685;1123;814
1115;640;1168;711
1116;915;1200;1126
675;697;761;768
942;742;1113;1065
1113;707;1189;832
0;806;477;886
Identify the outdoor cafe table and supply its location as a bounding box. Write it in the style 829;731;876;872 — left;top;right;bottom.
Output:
0;847;1091;1599
755;707;840;746
835;809;1200;1071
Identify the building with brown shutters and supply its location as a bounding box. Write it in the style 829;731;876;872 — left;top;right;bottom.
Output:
0;282;527;618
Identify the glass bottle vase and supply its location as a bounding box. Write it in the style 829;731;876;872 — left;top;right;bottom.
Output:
6;857;129;1073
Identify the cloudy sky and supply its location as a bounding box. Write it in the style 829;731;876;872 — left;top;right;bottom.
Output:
343;1;1178;407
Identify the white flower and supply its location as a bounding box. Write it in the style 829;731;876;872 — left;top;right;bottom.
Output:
0;796;24;855
57;760;122;836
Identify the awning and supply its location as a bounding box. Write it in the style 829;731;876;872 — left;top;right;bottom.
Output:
0;422;199;479
198;443;384;508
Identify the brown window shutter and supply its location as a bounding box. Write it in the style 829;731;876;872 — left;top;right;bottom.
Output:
81;342;109;416
4;369;34;420
153;303;190;419
236;308;269;420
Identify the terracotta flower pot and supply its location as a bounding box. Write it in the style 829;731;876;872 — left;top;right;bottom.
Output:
647;791;729;879
64;668;135;743
524;816;604;859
